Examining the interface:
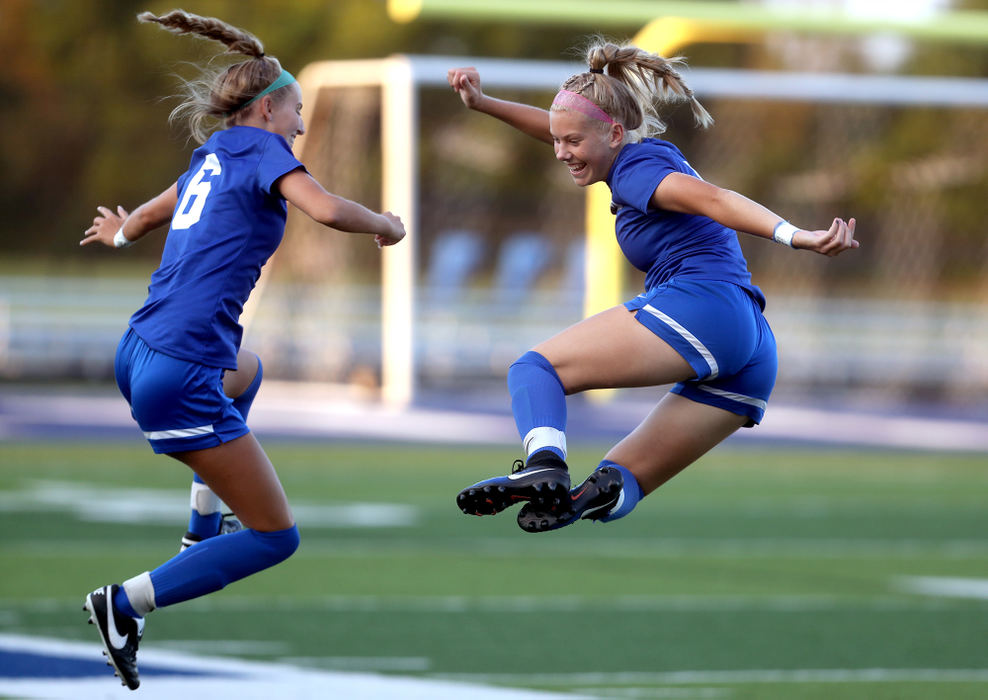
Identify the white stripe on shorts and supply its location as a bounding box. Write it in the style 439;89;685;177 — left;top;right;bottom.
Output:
697;385;767;412
641;304;719;379
143;425;215;441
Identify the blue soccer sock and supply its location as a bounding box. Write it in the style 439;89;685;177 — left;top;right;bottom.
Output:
231;356;263;421
507;351;568;462
150;525;300;608
187;473;222;540
596;460;644;522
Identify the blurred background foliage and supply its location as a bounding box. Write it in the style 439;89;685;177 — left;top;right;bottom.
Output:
0;0;986;396
0;0;595;262
2;0;984;269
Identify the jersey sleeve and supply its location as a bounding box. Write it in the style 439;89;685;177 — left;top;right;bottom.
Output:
256;134;307;197
610;142;694;214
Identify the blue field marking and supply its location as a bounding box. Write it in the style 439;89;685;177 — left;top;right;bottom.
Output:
0;647;226;680
0;634;589;699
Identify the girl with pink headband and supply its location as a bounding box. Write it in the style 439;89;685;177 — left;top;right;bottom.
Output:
448;40;858;532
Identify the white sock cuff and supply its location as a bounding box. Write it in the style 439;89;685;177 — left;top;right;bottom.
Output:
122;571;156;616
190;481;222;514
523;426;567;459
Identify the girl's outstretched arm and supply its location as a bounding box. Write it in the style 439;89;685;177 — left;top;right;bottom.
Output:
652;172;859;257
448;66;553;145
81;183;178;248
277;169;405;247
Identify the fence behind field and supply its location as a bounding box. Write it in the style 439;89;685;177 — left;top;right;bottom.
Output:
2;274;985;404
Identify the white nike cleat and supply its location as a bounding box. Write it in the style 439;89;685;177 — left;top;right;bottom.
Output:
83;584;144;690
456;452;571;516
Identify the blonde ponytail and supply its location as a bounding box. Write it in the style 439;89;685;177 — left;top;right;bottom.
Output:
139;10;288;144
558;39;712;141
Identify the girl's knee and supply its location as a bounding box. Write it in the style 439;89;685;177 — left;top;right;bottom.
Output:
252;523;300;565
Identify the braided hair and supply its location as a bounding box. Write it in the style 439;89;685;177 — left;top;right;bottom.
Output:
139;10;290;143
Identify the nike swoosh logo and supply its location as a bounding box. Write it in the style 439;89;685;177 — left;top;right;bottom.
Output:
105;590;130;650
507;468;557;481
582;502;613;517
583;491;624;519
613;490;625;513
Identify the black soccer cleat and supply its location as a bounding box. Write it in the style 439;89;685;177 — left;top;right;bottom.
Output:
517;465;624;533
83;584;144;690
456;453;571;516
180;513;243;552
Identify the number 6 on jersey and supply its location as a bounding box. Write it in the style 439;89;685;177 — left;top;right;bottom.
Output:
172;153;222;230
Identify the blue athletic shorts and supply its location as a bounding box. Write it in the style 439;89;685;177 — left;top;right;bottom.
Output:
624;279;777;426
114;327;250;453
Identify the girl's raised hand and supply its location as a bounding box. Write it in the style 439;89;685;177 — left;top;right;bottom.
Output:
81;205;130;247
375;211;406;248
447;67;484;109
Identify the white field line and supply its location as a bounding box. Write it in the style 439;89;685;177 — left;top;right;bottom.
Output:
0;479;417;528
281;655;432;671
8;537;988;560
589;689;731;699
895;576;988;600
184;595;988;615
289;538;988;559
8;593;981;616
153;639;293;655
434;669;988;686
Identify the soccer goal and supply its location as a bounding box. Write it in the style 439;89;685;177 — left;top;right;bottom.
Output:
240;54;988;407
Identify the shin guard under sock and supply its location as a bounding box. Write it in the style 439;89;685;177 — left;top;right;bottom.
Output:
507;351;567;461
187;473;222;539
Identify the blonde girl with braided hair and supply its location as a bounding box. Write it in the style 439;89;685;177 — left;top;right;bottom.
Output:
449;40;857;532
81;10;404;689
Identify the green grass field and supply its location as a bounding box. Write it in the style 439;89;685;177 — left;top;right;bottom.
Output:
1;441;987;699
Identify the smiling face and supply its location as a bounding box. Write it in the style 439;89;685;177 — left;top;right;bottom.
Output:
263;82;305;149
549;108;624;187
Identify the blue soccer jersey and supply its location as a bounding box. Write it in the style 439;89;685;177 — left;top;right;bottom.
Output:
129;126;304;369
606;138;766;309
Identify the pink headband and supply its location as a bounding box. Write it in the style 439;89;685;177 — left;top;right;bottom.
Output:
551;89;616;125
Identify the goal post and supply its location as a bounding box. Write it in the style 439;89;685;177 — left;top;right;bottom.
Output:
388;0;988;44
290;55;581;406
276;54;988;407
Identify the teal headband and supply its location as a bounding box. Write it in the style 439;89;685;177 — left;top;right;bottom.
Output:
235;68;297;112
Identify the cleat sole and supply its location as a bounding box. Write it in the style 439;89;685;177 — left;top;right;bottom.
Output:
456;478;571;517
456;461;571;517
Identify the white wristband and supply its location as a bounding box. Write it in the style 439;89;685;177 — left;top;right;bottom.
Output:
772;221;798;248
113;228;133;248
